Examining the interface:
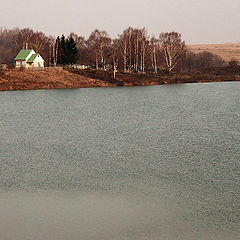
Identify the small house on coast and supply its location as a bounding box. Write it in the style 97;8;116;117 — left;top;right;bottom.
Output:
14;49;44;68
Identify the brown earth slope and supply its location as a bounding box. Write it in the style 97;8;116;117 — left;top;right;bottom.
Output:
0;69;114;91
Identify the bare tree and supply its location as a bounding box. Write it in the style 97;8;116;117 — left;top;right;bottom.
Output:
159;32;186;74
47;36;56;66
110;39;119;79
87;30;111;69
0;27;21;64
185;50;226;72
133;29;139;71
118;30;128;72
127;28;133;71
139;28;148;73
30;31;47;52
118;27;150;73
13;28;34;50
150;36;159;74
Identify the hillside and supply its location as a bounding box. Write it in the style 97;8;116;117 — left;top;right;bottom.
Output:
0;69;114;91
187;43;240;62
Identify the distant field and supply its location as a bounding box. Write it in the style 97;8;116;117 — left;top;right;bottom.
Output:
187;43;240;63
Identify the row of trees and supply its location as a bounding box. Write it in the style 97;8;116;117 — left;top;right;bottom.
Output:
64;28;187;74
0;26;230;73
0;27;53;65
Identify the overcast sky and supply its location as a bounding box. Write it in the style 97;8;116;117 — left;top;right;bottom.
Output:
1;0;240;44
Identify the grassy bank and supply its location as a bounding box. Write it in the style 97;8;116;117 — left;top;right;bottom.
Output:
0;67;240;91
0;68;114;91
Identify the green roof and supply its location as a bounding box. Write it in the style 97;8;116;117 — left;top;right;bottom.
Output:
14;49;32;61
27;54;38;63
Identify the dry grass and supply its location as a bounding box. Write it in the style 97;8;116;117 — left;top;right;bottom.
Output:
0;69;113;91
187;43;240;63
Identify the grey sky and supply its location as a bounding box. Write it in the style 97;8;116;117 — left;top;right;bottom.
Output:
1;0;240;44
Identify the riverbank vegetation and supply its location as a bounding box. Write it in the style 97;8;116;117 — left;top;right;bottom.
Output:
0;26;240;91
1;26;239;73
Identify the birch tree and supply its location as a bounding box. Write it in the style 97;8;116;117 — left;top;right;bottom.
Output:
139;28;148;73
87;30;111;69
118;30;128;72
150;36;159;74
118;27;134;72
110;39;119;79
30;31;47;52
159;32;186;74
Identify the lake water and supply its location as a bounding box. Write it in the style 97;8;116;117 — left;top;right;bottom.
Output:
0;82;240;240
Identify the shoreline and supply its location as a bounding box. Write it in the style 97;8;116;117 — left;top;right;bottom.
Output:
0;68;240;91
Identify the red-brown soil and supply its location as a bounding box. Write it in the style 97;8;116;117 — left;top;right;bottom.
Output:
0;69;114;91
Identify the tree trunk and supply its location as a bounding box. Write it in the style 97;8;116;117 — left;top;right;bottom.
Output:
96;56;98;69
153;46;157;74
54;42;58;66
123;40;127;72
128;34;132;71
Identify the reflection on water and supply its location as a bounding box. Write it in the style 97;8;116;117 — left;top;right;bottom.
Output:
0;82;240;239
0;191;193;240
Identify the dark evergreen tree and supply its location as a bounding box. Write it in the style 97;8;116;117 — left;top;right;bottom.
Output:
57;35;66;65
65;36;78;64
56;35;78;65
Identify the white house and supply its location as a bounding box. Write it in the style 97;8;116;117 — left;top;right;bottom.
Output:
14;49;45;68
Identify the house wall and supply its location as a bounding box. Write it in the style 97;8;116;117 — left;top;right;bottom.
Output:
32;55;44;68
15;60;27;68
